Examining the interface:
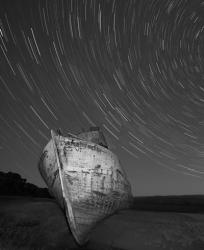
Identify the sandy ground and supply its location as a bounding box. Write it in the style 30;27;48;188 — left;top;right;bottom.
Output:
1;197;204;250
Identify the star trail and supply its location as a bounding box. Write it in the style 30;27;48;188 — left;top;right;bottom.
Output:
1;0;204;195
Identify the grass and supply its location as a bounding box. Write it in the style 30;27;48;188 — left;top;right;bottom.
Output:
0;197;78;249
1;196;204;249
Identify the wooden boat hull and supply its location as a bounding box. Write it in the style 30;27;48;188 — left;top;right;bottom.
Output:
39;131;132;245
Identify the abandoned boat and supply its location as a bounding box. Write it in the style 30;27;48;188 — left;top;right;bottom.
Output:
38;127;132;245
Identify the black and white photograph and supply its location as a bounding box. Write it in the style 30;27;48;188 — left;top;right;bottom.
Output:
1;0;204;249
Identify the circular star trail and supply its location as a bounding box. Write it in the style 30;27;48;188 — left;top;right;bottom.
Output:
1;0;204;195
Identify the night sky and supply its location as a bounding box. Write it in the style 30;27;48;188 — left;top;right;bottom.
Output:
1;0;204;196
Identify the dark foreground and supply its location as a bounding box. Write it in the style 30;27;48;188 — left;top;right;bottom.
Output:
1;197;204;250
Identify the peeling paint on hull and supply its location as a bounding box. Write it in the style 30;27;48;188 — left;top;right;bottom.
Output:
38;130;132;245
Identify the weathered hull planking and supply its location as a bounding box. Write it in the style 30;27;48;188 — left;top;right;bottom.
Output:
38;129;132;245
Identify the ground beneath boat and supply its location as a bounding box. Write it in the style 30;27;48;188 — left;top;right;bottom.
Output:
1;197;204;250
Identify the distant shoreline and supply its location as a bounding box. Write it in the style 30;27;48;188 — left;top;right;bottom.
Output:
0;195;53;200
132;195;204;214
1;195;204;214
